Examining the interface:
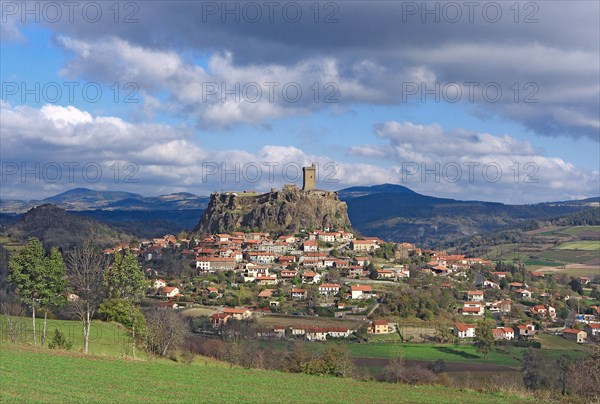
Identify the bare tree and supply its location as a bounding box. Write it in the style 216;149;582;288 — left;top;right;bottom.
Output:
567;345;600;400
144;309;189;357
65;243;108;354
385;354;408;383
0;302;27;343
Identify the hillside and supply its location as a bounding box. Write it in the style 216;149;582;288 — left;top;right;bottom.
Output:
445;208;600;277
195;187;351;235
5;204;134;249
74;209;204;238
0;346;531;404
43;188;143;207
340;184;597;246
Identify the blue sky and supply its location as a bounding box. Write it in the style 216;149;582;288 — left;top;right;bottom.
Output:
1;1;598;202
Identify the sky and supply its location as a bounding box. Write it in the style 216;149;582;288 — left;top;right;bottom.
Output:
1;1;599;203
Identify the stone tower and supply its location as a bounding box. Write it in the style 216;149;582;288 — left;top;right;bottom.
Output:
302;163;316;191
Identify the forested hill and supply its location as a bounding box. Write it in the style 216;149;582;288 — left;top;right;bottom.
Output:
443;207;600;255
6;204;134;250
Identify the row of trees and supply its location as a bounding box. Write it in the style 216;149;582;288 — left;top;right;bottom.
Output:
7;237;151;356
192;337;356;378
521;345;600;400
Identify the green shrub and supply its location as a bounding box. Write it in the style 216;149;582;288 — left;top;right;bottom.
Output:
47;329;73;350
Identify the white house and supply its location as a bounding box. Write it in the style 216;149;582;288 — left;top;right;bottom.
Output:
159;286;180;298
351;240;379;252
515;289;533;299
467;290;484;302
290;288;307;300
301;271;321;284
350;284;373;299
563;328;587;343
514;324;536;340
461;302;484;316
492;327;515;340
317;232;337;243
454;323;475;338
247;252;277;264
480;279;499;289
302;241;318;252
584;323;600;338
318;284;340;296
196;257;236;272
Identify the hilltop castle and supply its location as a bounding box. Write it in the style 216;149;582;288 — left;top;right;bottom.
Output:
196;162;351;234
302;163;316;191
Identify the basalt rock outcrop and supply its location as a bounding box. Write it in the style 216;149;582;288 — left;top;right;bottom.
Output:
195;186;352;234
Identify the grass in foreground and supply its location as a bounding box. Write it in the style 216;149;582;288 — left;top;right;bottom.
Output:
0;315;133;357
0;344;532;403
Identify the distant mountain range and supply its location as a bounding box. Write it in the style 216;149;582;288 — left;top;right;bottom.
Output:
0;188;210;213
339;184;599;245
1;185;598;245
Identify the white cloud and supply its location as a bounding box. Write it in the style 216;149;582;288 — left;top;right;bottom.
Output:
1;103;597;204
57;37;392;128
348;121;599;202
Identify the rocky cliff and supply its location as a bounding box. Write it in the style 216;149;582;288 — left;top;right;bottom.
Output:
195;187;352;234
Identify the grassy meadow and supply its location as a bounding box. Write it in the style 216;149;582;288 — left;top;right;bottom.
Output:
0;315;134;357
347;343;522;367
555;240;600;251
482;225;600;275
0;344;534;404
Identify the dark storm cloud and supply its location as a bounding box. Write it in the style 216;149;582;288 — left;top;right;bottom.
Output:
4;1;599;138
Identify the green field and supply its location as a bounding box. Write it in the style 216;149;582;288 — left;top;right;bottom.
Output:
0;316;133;357
486;225;600;265
536;334;589;352
349;339;590;369
555;240;600;251
561;226;600;236
524;258;561;268
483;243;520;260
180;306;218;317
347;343;521;367
537;249;598;264
367;332;402;343
0;346;531;404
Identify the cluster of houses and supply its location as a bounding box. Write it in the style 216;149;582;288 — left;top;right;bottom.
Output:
207;307;354;341
424;252;492;276
115;231;499;308
118;230;410;305
453;322;535;341
192;230;382;277
454;288;598;344
454;319;598;344
103;232;599;347
207;306;393;341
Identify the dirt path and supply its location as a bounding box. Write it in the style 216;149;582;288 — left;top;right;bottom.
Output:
355;357;518;372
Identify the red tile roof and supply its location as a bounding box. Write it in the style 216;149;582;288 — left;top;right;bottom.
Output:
454;323;474;332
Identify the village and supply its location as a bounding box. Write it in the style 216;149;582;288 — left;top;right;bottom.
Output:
103;229;600;346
